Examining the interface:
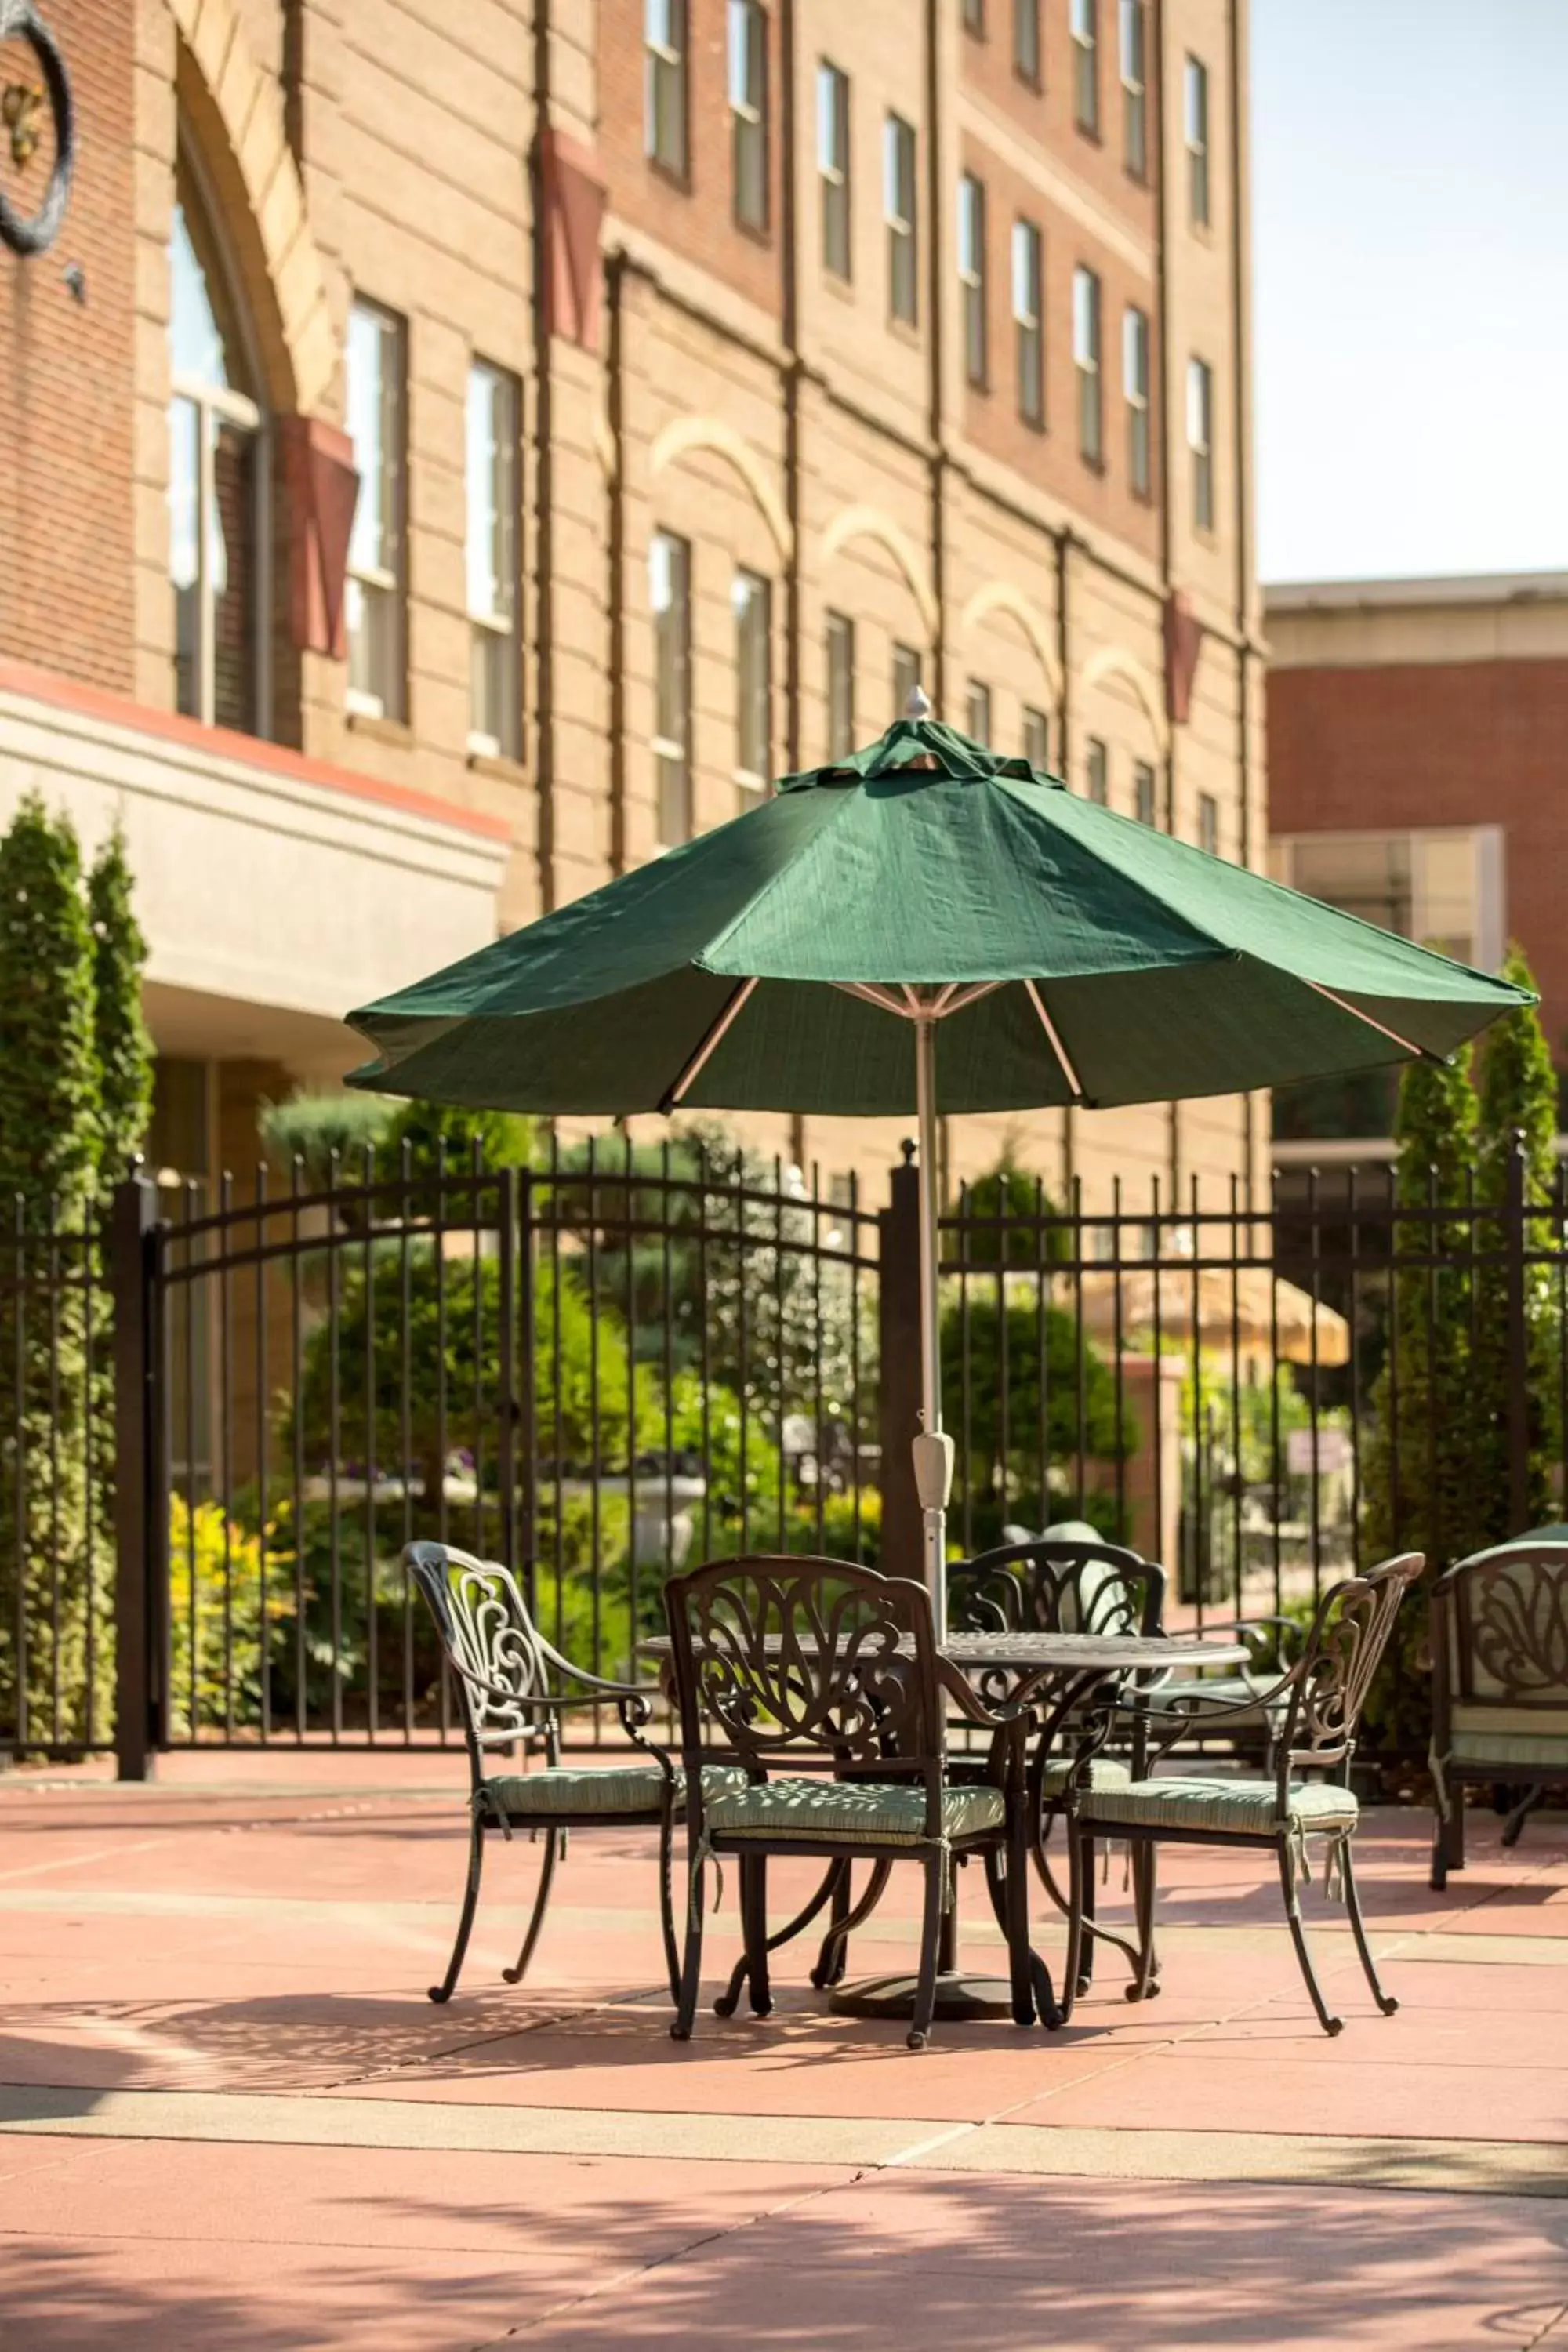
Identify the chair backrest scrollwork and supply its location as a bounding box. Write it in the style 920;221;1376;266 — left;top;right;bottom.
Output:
406;1541;557;1774
664;1555;942;1788
949;1536;1163;1642
1279;1552;1425;1782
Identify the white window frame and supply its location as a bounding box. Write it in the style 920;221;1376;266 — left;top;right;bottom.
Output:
1185;54;1210;227
646;0;689;177
893;641;923;717
1188;354;1214;532
734;568;772;808
1023;706;1051;771
1071;0;1099;134
1120;0;1147;179
169;144;270;739
465;359;521;761
1086;736;1109;804
818;61;851;280
1134;758;1156;826
884;113;918;325
966;680;992;745
345;296;406;724
650;530;692;846
1123;303;1150;497
1012;216;1044;427
1073;264;1102;465
959;172;987;388
1198;793;1218;856
728;0;768;231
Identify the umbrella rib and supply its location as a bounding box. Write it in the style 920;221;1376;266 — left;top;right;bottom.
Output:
658;975;760;1112
1301;980;1437;1062
1024;978;1085;1103
837;981;914;1018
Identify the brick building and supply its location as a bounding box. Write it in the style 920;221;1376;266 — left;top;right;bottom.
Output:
0;0;1263;1208
1266;573;1568;1160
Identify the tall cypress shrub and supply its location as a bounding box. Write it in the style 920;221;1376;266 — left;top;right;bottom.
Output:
88;825;154;1185
1471;945;1559;1542
0;798;105;1744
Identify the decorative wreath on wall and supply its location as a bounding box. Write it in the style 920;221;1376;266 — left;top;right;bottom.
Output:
0;1;74;257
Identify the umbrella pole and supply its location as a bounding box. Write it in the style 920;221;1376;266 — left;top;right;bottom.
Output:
913;1014;949;1630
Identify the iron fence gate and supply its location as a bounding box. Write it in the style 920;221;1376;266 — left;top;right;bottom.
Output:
2;1137;1562;1771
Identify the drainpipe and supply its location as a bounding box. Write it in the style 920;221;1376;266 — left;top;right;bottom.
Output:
607;247;627;876
924;0;946;717
530;0;556;910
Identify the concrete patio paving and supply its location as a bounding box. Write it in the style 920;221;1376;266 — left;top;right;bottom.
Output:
2;1751;1566;2349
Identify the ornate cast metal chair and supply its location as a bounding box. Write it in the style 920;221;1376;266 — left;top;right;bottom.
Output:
1065;1552;1425;2037
1430;1540;1568;1889
408;1541;746;2006
947;1533;1165;1992
663;1555;1046;2050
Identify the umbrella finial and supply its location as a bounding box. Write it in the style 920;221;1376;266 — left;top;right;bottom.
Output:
904;682;932;720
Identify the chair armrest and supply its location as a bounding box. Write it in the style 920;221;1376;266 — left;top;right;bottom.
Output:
937;1655;1030;1730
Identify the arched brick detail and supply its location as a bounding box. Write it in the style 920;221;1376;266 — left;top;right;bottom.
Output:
169;0;334;417
1080;645;1170;757
960;582;1063;710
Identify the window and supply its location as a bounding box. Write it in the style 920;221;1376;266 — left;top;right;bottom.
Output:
1120;0;1147;178
884;114;918;325
966;681;992;744
345;298;406;722
728;1;768;230
168;159;267;735
734;569;771;806
1086;737;1109;804
826;612;855;757
893;641;923;715
1073;265;1102;464
959;173;986;387
650;531;691;844
1188;355;1214;531
1123;304;1150;497
1013;0;1040;82
465;361;520;760
1197;793;1218;856
646;0;688;176
1134;759;1156;826
1185;55;1210;226
1023;706;1051;771
818;63;851;278
962;0;985;29
1012;218;1044;426
1270;828;1504;971
1071;0;1098;134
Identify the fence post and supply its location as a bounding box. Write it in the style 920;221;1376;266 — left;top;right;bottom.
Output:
112;1173;164;1781
1505;1131;1530;1537
878;1142;923;1573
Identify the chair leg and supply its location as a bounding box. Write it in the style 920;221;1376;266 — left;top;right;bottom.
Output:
429;1815;485;2005
1277;1840;1343;2037
1126;1843;1160;2004
500;1827;560;1987
743;1855;772;2017
1340;1841;1397;2016
1076;1837;1098;1998
1004;1809;1037;2031
1062;1819;1087;2024
1502;1784;1545;1850
1429;1801;1448;1893
908;1855;945;2051
657;1808;681;2006
810;1860;854;1989
670;1853;706;2043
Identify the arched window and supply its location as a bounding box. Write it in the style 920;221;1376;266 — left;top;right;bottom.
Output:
167;154;268;735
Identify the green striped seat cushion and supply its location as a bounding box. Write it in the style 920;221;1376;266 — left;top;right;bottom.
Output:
485;1762;749;1820
1448;1732;1568;1772
1080;1775;1357;1839
1037;1755;1131;1798
702;1776;1004;1846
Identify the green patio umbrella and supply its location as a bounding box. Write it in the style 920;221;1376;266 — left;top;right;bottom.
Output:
347;709;1531;1619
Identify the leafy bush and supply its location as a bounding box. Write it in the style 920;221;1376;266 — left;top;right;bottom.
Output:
167;1495;294;1739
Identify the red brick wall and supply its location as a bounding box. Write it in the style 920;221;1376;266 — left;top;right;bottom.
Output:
959;128;1159;562
960;0;1159;239
599;0;782;320
1268;659;1568;1068
0;2;136;693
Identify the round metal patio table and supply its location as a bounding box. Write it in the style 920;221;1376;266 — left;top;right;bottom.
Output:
643;1626;1249;2024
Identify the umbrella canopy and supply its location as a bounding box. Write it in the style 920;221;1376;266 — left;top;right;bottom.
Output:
348;717;1528;1121
347;713;1531;1617
1076;1266;1352;1370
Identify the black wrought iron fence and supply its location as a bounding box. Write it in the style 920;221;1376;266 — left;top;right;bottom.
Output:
2;1137;1562;1770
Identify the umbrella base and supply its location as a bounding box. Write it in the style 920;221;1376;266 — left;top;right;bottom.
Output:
828;1969;1022;2022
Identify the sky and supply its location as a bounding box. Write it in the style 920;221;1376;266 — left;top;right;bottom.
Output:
1251;0;1568;586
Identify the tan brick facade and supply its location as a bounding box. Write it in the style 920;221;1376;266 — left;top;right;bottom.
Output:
0;0;1264;1215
